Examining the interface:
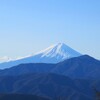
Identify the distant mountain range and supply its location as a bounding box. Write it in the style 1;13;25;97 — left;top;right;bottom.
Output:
0;55;100;79
0;43;81;69
0;55;99;99
0;43;99;100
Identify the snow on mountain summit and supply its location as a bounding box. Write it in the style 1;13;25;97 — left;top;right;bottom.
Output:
35;43;81;60
0;43;82;69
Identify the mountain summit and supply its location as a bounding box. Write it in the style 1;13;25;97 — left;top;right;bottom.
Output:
34;43;81;61
0;43;81;69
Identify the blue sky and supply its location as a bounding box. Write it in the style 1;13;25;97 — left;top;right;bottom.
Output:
0;0;100;60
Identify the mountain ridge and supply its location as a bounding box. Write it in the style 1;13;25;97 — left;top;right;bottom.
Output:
0;55;100;79
0;73;93;100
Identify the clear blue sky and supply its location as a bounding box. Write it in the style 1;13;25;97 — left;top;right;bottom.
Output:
0;0;100;60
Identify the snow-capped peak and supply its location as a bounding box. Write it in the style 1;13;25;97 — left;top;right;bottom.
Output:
34;43;81;60
0;43;82;69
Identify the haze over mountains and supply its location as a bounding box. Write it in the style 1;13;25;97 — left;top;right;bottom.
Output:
0;43;100;100
0;55;100;100
0;55;100;79
0;43;81;69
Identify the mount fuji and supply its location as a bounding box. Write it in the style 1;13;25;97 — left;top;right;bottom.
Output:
0;43;81;69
